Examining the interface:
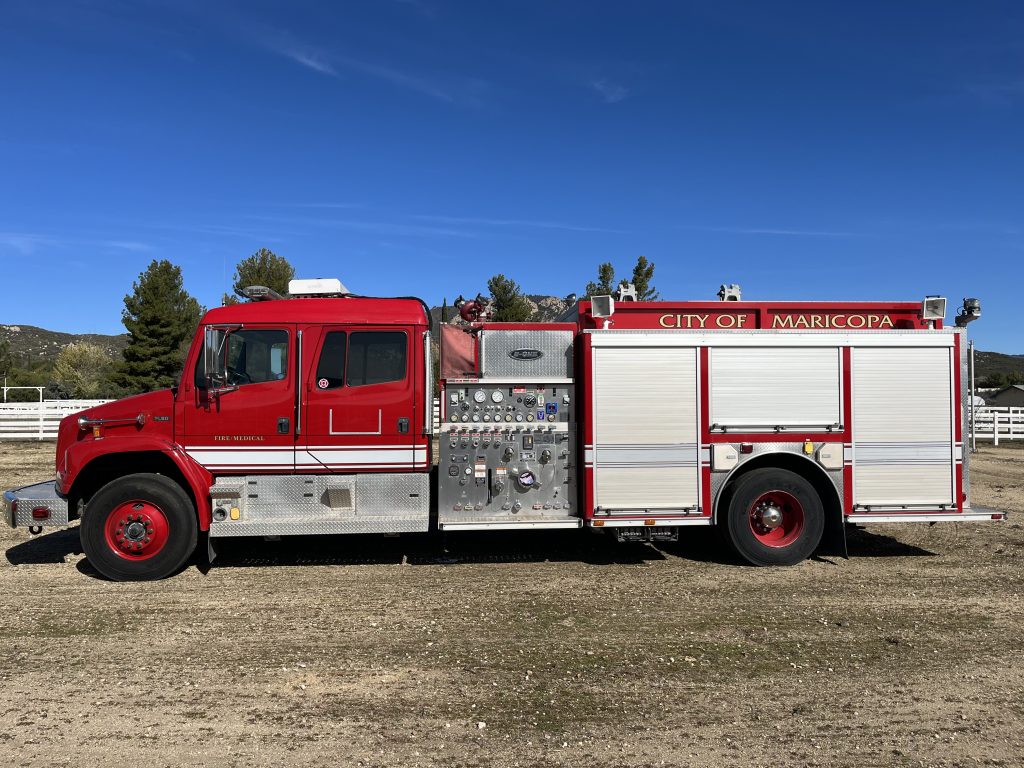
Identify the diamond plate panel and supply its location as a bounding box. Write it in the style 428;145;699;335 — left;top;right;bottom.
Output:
708;442;843;521
210;472;429;537
3;481;70;528
479;330;573;379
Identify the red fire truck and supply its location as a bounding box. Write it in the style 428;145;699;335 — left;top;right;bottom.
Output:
3;279;999;581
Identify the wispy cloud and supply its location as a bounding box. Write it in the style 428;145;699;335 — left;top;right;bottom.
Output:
413;214;627;234
677;225;863;238
102;240;154;252
590;78;628;104
276;202;365;210
0;232;62;255
0;232;156;255
962;79;1024;105
257;31;466;104
242;213;479;239
282;47;338;76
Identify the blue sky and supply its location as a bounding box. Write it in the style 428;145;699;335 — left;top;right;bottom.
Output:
1;1;1022;351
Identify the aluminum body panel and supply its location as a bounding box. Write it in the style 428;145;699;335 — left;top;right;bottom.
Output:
3;481;70;528
479;329;573;379
851;347;954;506
709;347;841;429
208;472;429;537
438;383;577;525
592;346;700;513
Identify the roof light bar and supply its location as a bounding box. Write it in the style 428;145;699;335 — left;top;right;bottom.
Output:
242;285;284;301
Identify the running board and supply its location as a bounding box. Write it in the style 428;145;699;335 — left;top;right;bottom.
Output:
589;518;712;528
845;512;1005;524
440;520;582;531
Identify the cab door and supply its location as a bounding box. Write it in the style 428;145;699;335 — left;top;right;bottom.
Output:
181;325;297;473
299;325;420;472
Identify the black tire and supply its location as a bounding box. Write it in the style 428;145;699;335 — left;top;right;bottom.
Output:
723;468;824;566
80;473;197;581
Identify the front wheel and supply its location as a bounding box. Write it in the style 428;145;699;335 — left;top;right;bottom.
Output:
80;474;197;581
723;468;824;566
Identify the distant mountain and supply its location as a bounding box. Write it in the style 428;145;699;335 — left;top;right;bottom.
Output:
973;349;1024;379
1;324;127;367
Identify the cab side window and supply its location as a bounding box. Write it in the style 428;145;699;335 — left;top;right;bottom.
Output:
313;330;407;390
347;331;407;387
194;329;289;388
227;330;289;385
315;332;346;389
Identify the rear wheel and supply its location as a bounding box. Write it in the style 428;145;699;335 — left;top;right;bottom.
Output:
80;474;197;581
723;468;824;566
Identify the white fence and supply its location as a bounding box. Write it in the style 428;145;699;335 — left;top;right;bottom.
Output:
2;400;1018;444
0;400;111;440
971;406;1024;444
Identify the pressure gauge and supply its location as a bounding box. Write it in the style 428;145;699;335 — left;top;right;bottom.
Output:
491;390;504;404
473;390;487;404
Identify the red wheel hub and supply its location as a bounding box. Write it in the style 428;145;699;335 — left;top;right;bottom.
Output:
103;500;170;560
748;490;804;548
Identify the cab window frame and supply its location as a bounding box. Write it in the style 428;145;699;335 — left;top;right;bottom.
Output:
194;327;291;389
312;328;409;392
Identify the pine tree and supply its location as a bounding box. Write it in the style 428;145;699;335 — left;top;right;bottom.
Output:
441;298;448;323
230;248;295;300
0;333;11;377
584;263;616;298
630;255;660;300
487;274;534;322
114;260;203;393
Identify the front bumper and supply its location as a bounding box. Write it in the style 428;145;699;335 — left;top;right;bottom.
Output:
3;481;70;528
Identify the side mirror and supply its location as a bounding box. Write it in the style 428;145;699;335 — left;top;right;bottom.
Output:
203;327;239;398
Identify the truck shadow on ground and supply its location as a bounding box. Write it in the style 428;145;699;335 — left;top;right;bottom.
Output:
5;524;935;578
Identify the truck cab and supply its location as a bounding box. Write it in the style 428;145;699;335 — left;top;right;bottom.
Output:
4;282;433;580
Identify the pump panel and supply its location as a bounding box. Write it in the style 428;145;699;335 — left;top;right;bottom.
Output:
438;383;577;528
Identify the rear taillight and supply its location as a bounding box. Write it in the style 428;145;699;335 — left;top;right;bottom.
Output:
31;507;50;520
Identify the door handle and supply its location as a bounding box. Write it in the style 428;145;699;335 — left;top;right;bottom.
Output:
277;417;290;434
397;417;409;434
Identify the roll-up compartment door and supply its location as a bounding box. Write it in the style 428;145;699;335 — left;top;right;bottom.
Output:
592;347;699;512
710;347;841;430
852;347;954;506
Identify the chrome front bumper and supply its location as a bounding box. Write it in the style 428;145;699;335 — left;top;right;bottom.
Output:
3;481;70;528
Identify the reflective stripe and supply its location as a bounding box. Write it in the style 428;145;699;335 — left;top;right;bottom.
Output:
187;447;427;468
855;442;951;465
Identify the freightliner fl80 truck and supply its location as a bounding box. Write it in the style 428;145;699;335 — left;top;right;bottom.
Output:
3;279;998;580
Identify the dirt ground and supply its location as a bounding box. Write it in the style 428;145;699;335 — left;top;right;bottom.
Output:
0;442;1021;768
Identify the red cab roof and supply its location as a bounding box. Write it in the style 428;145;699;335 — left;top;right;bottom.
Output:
202;297;428;327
